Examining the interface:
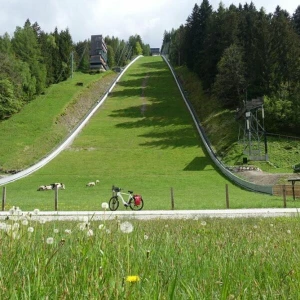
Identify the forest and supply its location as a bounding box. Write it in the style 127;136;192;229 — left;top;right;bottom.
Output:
0;19;150;120
161;1;300;135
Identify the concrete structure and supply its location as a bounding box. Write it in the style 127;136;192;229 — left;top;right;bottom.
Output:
90;35;108;70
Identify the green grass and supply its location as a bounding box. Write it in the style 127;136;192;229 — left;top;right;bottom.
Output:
0;71;115;170
1;209;300;298
174;66;300;173
2;56;299;211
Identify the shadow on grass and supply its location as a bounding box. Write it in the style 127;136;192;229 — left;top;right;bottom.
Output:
183;157;211;171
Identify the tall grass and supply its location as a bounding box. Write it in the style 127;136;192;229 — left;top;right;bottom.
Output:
3;56;300;210
1;207;300;298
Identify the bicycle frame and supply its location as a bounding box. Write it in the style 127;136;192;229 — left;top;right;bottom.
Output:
116;191;133;206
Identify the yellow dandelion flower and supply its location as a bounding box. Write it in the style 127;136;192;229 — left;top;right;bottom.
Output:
126;275;140;283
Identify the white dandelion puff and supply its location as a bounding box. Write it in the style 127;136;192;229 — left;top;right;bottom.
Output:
287;230;291;234
53;228;59;234
201;221;207;226
46;237;54;244
65;229;71;234
144;234;149;240
98;224;105;230
87;229;94;237
101;202;109;210
33;209;40;215
120;221;133;234
28;227;34;233
22;219;29;226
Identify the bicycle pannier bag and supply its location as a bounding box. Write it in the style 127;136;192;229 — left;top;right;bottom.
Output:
134;195;141;205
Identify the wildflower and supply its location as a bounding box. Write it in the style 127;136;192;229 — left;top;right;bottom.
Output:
78;223;88;231
22;219;29;226
12;232;20;240
201;221;207;226
120;221;133;234
65;229;71;234
144;234;149;240
28;227;34;233
126;275;140;283
101;202;109;210
98;224;105;230
270;224;274;227
46;237;54;244
287;230;291;234
33;209;40;215
87;229;94;237
13;223;20;230
53;228;59;234
39;218;46;224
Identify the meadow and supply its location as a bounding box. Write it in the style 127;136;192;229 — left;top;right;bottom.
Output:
2;56;299;211
1;206;300;298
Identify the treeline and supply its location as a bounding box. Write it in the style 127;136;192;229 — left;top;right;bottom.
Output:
0;19;150;120
162;1;300;134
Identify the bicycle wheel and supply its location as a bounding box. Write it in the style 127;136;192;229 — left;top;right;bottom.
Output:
129;198;144;211
109;196;119;211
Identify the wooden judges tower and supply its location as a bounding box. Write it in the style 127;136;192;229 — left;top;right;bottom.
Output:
236;97;268;161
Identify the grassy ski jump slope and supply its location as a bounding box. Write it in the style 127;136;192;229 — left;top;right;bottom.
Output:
4;56;293;210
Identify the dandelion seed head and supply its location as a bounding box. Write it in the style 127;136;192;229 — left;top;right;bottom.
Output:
33;209;40;215
87;229;94;237
53;228;59;234
144;234;149;240
46;237;54;244
287;230;291;234
22;219;29;226
120;221;133;234
65;229;71;234
98;224;105;230
28;227;34;233
39;218;46;224
201;221;207;226
13;223;20;230
101;202;109;210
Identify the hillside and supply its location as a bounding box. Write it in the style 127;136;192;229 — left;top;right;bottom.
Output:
174;66;300;178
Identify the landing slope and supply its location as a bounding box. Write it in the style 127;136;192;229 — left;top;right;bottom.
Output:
5;56;287;210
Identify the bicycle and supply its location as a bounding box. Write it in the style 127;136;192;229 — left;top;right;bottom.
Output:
109;186;144;211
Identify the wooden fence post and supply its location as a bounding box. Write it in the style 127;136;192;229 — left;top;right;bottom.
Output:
225;184;229;209
2;186;6;211
54;186;58;211
171;187;174;210
283;185;287;208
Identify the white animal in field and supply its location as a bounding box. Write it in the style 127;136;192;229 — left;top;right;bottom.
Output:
96;180;100;184
86;182;95;187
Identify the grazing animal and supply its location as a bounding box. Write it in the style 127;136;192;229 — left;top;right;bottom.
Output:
96;180;100;184
86;182;95;187
51;183;65;190
37;185;54;191
37;185;46;191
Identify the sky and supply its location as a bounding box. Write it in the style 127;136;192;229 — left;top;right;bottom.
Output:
0;0;299;48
